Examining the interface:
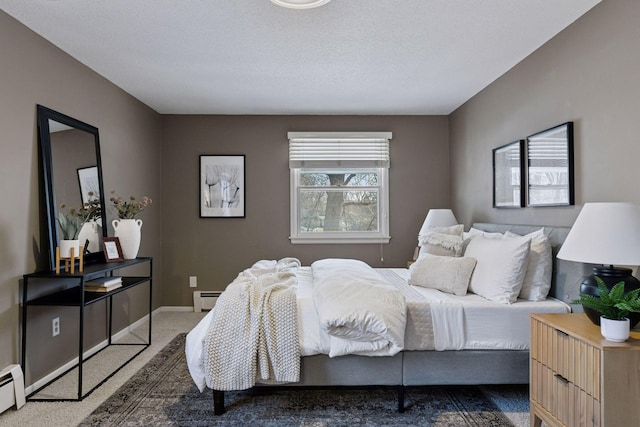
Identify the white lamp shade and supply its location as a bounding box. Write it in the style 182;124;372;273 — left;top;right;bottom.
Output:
418;209;458;236
557;202;640;266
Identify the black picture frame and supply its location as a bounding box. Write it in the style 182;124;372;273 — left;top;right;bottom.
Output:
103;237;124;262
199;155;246;218
493;140;525;208
526;122;574;207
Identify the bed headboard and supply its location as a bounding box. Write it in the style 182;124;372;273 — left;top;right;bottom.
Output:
472;223;589;307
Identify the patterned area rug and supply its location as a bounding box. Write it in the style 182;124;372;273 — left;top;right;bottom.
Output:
81;334;516;426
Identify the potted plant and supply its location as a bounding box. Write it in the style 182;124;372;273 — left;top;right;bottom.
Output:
574;277;640;342
57;204;84;258
58;198;103;258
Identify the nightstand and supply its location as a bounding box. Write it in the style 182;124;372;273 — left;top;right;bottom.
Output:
530;313;640;427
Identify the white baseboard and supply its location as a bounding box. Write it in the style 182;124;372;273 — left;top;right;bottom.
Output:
157;306;195;312
24;307;163;396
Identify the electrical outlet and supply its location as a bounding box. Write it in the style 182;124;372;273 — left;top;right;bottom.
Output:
52;317;60;337
189;276;197;287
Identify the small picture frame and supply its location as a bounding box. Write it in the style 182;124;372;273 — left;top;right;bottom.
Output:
103;237;124;262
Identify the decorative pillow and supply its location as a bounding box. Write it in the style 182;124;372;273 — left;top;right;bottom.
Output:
466;227;505;240
409;253;477;296
418;232;464;257
418;224;465;257
504;229;552;301
463;235;531;304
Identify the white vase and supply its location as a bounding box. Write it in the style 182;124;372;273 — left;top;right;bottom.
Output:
59;239;80;258
112;218;143;259
77;221;102;253
600;316;630;342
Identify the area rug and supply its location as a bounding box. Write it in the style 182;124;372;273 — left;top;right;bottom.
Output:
81;334;516;426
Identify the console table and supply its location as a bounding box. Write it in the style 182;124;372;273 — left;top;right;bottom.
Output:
21;257;152;401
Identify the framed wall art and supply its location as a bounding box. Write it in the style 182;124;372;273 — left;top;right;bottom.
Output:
77;166;100;204
200;155;245;218
493;140;525;208
526;122;574;207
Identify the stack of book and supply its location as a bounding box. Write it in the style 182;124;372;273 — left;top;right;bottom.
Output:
85;276;122;292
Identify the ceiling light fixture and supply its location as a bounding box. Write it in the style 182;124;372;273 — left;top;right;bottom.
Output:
270;0;332;9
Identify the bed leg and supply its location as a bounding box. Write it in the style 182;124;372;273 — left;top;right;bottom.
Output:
397;385;405;413
213;390;225;415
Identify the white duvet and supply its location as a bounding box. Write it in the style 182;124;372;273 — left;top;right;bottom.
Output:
311;259;407;357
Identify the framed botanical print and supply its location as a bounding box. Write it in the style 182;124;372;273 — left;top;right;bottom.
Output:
526;122;574;207
493;140;525;208
200;155;245;218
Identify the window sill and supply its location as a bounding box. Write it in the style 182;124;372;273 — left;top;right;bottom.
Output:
289;236;390;244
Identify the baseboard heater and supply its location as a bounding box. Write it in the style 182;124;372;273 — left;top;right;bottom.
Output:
193;291;222;312
0;365;25;414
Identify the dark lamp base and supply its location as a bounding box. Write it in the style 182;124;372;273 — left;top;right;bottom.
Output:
579;266;640;328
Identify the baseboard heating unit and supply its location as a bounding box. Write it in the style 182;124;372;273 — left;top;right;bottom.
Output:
193;291;222;312
0;365;25;414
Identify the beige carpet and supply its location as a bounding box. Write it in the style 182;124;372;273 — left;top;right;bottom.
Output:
0;310;530;426
0;310;206;427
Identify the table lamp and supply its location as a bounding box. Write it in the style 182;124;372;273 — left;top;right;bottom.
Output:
418;209;459;237
556;202;640;326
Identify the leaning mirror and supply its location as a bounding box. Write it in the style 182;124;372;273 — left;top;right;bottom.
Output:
37;105;107;270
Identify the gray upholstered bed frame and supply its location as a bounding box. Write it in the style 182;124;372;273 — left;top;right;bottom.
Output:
213;223;587;414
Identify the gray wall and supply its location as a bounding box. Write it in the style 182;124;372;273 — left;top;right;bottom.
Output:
450;0;640;227
161;115;450;304
0;10;162;384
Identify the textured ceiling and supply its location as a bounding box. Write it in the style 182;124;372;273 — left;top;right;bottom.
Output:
0;0;600;115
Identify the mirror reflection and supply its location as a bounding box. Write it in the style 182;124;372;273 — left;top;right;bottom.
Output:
38;105;107;269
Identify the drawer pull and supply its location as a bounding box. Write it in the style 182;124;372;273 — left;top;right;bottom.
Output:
554;374;569;384
555;329;569;337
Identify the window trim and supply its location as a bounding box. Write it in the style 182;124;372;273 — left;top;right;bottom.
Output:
289;132;391;244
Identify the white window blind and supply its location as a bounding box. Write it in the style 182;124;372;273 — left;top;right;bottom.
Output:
288;132;391;169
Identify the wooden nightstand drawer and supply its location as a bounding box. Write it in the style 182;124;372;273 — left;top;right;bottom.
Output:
531;360;600;426
531;318;600;399
531;313;640;427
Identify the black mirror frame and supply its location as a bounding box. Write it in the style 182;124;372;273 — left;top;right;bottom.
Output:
37;105;108;270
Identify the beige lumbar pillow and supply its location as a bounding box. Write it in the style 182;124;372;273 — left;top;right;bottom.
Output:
409;253;477;296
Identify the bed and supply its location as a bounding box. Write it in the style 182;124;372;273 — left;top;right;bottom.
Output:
186;223;584;415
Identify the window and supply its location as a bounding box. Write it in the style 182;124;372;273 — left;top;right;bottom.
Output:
289;132;391;244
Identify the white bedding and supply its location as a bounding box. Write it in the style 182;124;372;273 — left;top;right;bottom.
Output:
186;264;571;392
384;269;571;350
311;259;406;357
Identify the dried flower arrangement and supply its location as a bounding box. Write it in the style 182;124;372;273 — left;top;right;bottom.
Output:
110;190;152;219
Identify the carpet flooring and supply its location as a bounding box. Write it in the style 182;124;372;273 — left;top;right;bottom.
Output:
80;333;518;426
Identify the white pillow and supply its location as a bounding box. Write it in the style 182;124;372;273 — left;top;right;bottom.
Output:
464;235;531;304
418;232;464;257
466;227;505;240
409;253;477;296
418;224;465;257
504;229;552;301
